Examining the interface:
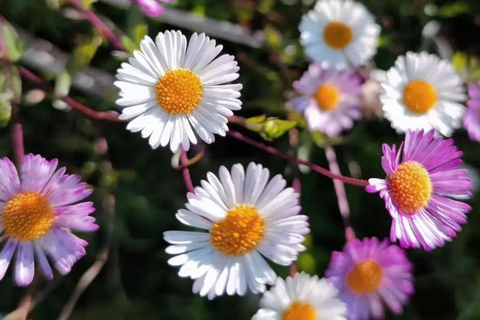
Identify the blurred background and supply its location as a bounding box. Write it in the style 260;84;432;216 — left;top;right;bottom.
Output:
1;0;480;319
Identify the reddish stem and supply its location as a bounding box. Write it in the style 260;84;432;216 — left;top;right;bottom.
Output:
180;147;195;193
10;102;24;168
18;67;122;122
324;144;356;241
288;128;300;277
66;0;126;52
227;130;369;187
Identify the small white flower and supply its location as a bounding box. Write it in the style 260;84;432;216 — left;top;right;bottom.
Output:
164;163;309;299
299;0;380;69
252;272;347;320
380;51;466;136
115;30;242;152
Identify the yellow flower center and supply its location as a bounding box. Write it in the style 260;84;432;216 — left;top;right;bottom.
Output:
347;260;384;295
315;84;341;111
282;302;317;320
389;161;433;213
210;204;265;256
323;22;353;50
1;192;55;242
156;69;203;114
403;80;437;114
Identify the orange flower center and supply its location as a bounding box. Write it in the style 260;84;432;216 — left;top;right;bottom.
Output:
323;22;353;50
347;260;384;294
403;80;437;114
156;69;203;114
210;204;265;256
282;302;317;320
315;84;340;111
389;161;433;213
1;192;55;241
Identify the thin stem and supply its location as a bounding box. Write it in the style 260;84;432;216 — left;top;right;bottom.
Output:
288;127;300;277
173;148;205;170
58;138;116;320
180;147;195;193
324;144;355;241
226;130;369;187
18;67;122;122
66;0;126;52
10;102;24;168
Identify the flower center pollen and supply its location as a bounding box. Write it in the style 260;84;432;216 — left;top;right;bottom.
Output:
347;260;384;295
389;161;433;213
210;204;265;256
156;69;203;114
1;192;55;242
323;22;353;50
282;302;316;320
315;84;340;111
403;80;437;114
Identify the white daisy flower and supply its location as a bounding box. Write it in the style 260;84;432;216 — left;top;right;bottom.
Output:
380;52;466;137
299;0;380;69
252;272;347;320
163;163;309;300
115;30;242;152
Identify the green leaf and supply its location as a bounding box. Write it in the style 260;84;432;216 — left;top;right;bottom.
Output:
44;0;62;9
258;0;275;14
132;24;148;47
310;131;328;148
0;94;12;128
260;118;296;141
243;115;296;141
264;24;282;50
80;0;97;9
65;35;102;76
297;253;316;274
0;19;24;61
0;65;21;103
126;3;148;51
438;2;470;18
53;71;71;110
246;114;267;124
121;36;137;54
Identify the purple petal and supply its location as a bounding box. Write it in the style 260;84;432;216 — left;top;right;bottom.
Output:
0;157;21;201
0;238;18;280
34;242;53;280
14;242;35;286
41;228;87;275
137;0;165;17
21;154;58;193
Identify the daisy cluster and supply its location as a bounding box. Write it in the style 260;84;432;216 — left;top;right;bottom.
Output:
1;0;478;319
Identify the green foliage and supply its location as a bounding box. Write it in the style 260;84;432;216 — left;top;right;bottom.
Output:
243;115;297;141
0;19;23;62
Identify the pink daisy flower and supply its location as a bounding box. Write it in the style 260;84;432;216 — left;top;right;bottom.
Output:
289;64;362;137
326;238;414;320
366;130;472;250
463;81;480;143
0;154;98;286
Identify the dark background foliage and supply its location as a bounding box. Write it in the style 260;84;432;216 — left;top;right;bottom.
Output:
1;0;480;319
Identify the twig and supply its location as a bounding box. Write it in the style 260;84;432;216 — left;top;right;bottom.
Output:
288;127;300;277
226;129;369;187
10;102;24;168
179;147;195;193
4;289;33;320
66;0;127;52
324;144;355;241
18;66;122;122
173;148;205;170
57;138;116;320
